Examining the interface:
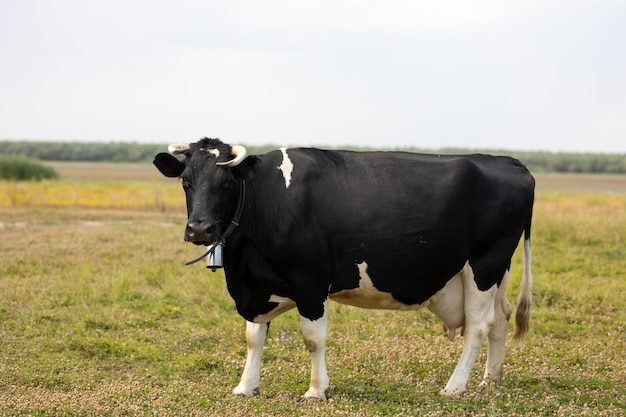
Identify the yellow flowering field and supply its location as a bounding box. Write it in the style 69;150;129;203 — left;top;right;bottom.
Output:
0;180;184;212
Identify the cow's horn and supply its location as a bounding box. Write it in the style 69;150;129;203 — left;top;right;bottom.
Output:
168;143;191;155
217;145;247;167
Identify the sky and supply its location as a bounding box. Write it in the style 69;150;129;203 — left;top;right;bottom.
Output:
1;0;625;153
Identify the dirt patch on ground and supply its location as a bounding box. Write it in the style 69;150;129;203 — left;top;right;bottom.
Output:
45;161;168;182
534;173;626;194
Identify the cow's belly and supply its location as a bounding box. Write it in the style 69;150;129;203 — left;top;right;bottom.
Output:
257;261;466;334
329;262;465;327
329;262;425;310
330;290;425;310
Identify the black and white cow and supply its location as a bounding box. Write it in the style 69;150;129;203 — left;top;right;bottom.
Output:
154;138;534;400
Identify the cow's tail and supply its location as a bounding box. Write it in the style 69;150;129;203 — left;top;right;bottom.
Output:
513;222;533;342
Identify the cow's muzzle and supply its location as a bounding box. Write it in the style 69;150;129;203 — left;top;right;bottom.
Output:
185;221;217;244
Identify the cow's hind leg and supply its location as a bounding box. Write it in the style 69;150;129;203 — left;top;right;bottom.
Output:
441;263;497;396
300;299;330;400
480;269;513;387
233;321;268;397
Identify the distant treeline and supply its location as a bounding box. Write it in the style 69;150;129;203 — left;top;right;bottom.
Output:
0;140;625;174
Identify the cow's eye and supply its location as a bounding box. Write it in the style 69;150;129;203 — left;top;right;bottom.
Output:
181;177;191;189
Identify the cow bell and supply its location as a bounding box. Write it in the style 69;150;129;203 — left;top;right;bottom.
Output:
206;243;224;272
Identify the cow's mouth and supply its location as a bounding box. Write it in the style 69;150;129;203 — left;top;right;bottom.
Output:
185;235;216;246
185;233;219;247
187;238;214;246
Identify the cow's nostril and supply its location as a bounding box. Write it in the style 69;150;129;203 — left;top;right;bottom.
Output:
186;222;197;235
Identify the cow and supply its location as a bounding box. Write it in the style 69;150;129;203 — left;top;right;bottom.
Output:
153;138;534;400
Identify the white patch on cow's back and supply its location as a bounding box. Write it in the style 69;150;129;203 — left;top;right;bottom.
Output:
330;262;426;310
277;147;293;189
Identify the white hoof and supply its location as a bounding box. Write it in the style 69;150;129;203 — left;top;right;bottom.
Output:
478;377;501;389
233;385;260;397
440;386;466;397
302;387;330;401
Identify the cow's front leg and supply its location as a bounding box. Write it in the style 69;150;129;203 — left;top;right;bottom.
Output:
300;300;330;400
233;321;268;397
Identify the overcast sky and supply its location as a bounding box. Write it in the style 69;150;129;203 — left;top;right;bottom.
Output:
1;0;625;153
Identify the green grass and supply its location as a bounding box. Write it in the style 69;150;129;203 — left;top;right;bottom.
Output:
1;177;625;416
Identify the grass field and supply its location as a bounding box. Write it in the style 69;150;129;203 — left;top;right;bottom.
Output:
1;163;625;416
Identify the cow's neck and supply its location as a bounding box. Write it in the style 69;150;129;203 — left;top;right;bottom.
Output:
223;179;246;239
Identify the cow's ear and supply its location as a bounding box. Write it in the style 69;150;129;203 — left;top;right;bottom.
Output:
153;153;185;178
231;155;261;180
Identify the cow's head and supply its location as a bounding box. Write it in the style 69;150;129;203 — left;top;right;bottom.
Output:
153;138;260;245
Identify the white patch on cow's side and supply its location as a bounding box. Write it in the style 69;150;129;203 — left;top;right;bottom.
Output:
277;147;293;189
269;294;293;304
253;294;296;323
330;261;426;310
